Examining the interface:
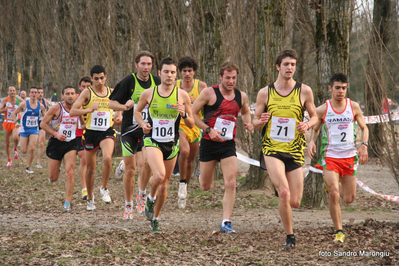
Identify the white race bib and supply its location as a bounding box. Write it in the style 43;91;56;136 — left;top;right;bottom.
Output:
214;117;235;141
133;104;149;125
270;116;296;142
330;123;354;146
90;111;110;131
26;116;38;128
152;119;175;142
6;108;15;121
58;122;76;142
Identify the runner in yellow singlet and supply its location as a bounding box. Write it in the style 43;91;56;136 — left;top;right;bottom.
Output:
253;49;318;249
175;56;207;209
70;65;116;211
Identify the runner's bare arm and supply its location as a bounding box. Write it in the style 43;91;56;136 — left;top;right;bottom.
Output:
134;89;152;134
308;105;326;159
70;89;96;117
40;104;46;118
109;99;134;111
240;92;254;132
40;104;67;141
353;101;368;164
299;85;317;133
113;111;123;126
253;87;270;130
0;98;7;113
11;101;26;123
178;90;194;128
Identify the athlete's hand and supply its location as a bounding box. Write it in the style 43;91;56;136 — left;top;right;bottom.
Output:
55;132;67;141
189;95;195;104
297;121;309;134
244;122;254;132
209;128;224;142
177;102;185;117
125;100;134;111
15;122;21;128
260;112;271;124
308;140;316;159
114;116;122;126
142;123;152;134
91;103;99;112
357;144;368;165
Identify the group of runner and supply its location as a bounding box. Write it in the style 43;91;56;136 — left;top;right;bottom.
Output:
2;49;369;249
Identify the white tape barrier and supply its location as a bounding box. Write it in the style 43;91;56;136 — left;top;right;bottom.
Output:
236;152;399;202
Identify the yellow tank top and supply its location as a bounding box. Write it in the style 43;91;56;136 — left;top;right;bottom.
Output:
83;86;114;131
262;82;305;161
176;79;203;125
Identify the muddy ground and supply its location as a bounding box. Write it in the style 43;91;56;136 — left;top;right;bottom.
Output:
0;141;398;265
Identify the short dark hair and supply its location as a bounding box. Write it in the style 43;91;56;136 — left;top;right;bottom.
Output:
29;87;37;92
135;51;155;64
79;76;92;86
37;87;43;92
62;85;76;94
219;62;239;76
275;49;298;67
159;57;177;71
90;65;106;77
330;73;348;87
178;56;198;72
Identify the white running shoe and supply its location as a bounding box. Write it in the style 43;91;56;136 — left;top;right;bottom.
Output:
178;198;187;209
115;160;124;179
87;199;96;211
100;187;111;204
178;182;187;199
7;161;12;168
36;163;43;169
26;167;34;174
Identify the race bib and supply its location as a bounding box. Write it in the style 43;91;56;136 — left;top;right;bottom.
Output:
330;123;354;146
58;121;77;142
6;108;15;121
269;116;296;142
214;117;235;141
90;111;110;131
133;104;149;125
26;116;38;128
152;119;175;142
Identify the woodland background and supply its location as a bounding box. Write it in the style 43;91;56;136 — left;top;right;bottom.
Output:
1;0;399;203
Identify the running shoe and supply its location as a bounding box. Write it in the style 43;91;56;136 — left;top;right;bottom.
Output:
323;182;329;194
123;205;133;220
100;187;111;204
63;202;71;211
87;199;96;211
82;188;88;200
178;198;187;209
282;237;296;249
36;163;43;169
136;193;147;214
14;149;19;159
334;232;346;243
178;182;187;199
220;221;237;233
7;161;12;168
145;198;156;221
151;219;161;234
115;160;124;179
26;167;34;174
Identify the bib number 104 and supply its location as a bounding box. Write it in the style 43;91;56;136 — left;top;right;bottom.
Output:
154;127;173;137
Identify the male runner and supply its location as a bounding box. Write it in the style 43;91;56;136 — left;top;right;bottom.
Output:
70;65;115;210
135;57;194;233
192;62;254;233
109;51;161;219
40;86;79;211
12;87;46;173
308;73;369;243
36;87;50;169
0;86;23;167
175;56;207;209
76;76;91;200
20;90;27;101
253;49;318;249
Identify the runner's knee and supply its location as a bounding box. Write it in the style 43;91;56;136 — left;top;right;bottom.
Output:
343;193;355;204
329;189;340;203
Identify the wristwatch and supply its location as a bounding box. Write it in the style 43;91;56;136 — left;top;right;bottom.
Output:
205;127;211;134
181;112;188;119
361;142;369;146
